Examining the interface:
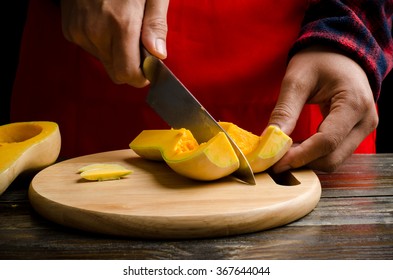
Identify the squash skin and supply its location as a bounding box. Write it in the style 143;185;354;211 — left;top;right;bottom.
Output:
219;122;292;173
130;130;240;181
0;122;61;195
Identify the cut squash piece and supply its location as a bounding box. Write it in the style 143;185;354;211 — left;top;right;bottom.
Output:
219;122;292;173
0;121;61;195
130;130;239;181
129;129;199;161
78;163;132;181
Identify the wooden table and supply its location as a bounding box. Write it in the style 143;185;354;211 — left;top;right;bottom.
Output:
0;154;392;260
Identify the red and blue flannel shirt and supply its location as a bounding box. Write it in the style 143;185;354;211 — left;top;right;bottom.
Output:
290;0;393;99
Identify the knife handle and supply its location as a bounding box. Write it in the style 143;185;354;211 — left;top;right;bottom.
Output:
141;46;160;82
140;46;156;81
140;46;151;61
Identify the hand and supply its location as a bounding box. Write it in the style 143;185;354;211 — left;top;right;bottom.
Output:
60;0;169;87
269;46;378;173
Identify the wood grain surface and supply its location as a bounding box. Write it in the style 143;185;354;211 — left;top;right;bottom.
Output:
1;154;392;259
28;150;321;239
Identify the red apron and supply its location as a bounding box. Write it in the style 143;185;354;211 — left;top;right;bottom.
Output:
11;0;375;158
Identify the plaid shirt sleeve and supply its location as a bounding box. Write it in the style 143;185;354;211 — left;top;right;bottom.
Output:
289;0;393;99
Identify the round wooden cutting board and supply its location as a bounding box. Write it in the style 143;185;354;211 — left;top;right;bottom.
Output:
29;150;321;239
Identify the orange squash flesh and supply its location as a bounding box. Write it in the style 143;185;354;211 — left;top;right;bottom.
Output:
219;122;292;173
130;129;199;161
130;129;239;181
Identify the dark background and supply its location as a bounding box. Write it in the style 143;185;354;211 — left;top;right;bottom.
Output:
2;1;29;127
2;1;392;152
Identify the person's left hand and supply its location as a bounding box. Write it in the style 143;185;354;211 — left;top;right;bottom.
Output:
268;46;378;173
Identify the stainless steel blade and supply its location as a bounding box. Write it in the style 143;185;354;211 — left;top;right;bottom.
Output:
142;55;256;185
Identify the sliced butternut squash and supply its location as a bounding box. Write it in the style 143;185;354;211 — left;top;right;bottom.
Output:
78;163;133;181
219;122;292;173
129;122;292;181
0;121;61;195
130;129;240;181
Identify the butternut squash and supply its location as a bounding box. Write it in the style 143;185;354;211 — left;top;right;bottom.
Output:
129;122;292;181
219;122;292;173
0;121;61;195
130;129;240;181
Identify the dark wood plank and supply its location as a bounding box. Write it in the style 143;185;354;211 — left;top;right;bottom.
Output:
294;196;393;226
317;154;393;198
1;221;392;260
1;154;392;260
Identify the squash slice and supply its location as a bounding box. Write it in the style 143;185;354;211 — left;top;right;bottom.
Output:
78;163;132;181
219;122;292;173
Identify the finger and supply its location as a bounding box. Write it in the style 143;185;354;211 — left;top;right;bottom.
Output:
268;62;318;135
273;103;378;173
272;133;326;173
307;105;378;172
304;88;375;164
61;4;97;55
141;0;170;59
110;6;149;87
60;1;115;76
272;110;358;173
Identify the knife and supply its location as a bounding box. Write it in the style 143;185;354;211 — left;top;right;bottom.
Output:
141;49;256;185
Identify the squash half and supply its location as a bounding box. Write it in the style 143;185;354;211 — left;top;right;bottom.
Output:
130;129;240;181
0;121;61;195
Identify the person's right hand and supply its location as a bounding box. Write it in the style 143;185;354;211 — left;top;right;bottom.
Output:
60;0;170;88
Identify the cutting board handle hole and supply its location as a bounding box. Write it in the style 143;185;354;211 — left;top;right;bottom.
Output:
267;170;300;186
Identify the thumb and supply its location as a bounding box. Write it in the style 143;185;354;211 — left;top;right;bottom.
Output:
142;0;170;59
268;73;311;136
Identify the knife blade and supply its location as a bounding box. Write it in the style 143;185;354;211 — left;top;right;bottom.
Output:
142;51;256;185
